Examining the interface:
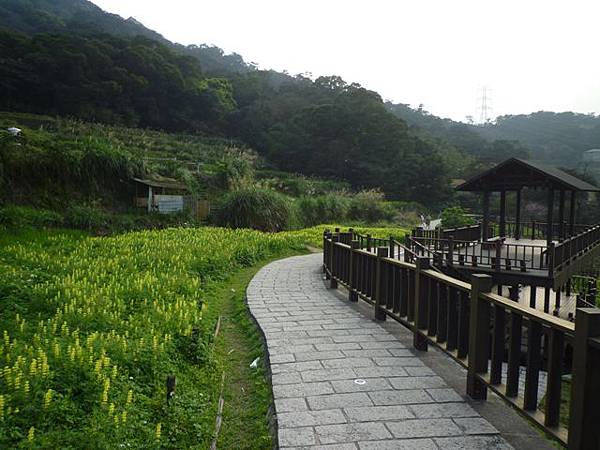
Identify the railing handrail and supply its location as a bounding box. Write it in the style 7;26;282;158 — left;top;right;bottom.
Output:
322;228;600;448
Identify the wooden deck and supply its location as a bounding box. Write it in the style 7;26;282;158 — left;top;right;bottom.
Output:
497;284;577;321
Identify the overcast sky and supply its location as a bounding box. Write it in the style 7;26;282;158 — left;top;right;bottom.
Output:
90;0;600;122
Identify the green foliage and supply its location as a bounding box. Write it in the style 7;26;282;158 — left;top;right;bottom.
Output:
0;205;63;229
0;204;201;235
441;206;475;229
0;224;410;448
0;122;145;203
0;4;461;208
294;190;409;228
0;113;261;210
215;188;292;232
386;102;530;165
296;194;351;227
477;112;600;166
232;75;452;206
348;190;397;224
63;203;108;231
210;148;256;191
0;226;317;448
256;171;350;197
0;30;235;132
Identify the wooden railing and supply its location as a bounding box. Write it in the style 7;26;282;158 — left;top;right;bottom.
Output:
407;236;548;273
553;224;600;273
495;221;591;241
323;229;600;449
412;223;483;245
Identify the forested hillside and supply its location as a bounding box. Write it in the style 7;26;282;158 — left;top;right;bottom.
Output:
476;112;600;167
386;102;530;163
0;0;453;206
386;103;600;169
0;0;254;75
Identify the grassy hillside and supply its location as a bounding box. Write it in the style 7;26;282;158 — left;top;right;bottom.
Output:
0;111;251;206
0;111;425;232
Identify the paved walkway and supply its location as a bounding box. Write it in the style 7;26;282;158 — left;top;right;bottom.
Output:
247;254;516;449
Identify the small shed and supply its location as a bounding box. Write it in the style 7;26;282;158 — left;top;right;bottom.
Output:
133;177;191;214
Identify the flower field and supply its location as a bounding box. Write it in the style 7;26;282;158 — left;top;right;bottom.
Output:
0;225;407;448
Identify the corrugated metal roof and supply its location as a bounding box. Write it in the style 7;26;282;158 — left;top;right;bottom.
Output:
456;158;599;192
133;177;188;190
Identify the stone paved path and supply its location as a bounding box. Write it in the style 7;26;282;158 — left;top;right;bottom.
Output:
247;254;515;449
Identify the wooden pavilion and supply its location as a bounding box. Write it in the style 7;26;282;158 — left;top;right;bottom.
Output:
408;158;600;319
455;158;599;247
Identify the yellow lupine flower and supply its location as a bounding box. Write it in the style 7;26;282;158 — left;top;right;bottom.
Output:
29;359;37;376
44;389;53;409
27;426;35;442
155;423;162;440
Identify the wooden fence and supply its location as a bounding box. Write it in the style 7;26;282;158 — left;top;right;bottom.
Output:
323;228;600;449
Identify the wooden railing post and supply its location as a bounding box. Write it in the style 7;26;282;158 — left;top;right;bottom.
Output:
348;240;359;302
447;237;454;265
548;242;555;276
324;231;332;279
568;308;600;450
375;247;389;321
366;234;372;252
414;257;430;351
494;240;502;271
322;229;328;272
467;274;493;400
329;234;339;289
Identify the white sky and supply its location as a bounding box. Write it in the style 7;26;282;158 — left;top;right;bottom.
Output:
90;0;600;122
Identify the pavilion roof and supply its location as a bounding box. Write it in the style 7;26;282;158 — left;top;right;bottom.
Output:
455;158;599;192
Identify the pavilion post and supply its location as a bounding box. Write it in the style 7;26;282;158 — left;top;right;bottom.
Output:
499;190;506;238
482;191;490;242
546;188;554;248
558;190;566;241
515;189;522;240
569;190;576;237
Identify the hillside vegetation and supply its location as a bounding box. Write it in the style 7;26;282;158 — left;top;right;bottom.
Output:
386;103;600;171
476;111;600;167
0;2;452;207
0;112;428;232
1;0;599;208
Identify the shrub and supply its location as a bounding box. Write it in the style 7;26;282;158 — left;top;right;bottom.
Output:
441;206;475;229
0;205;64;229
214;188;292;232
296;194;350;227
348;190;396;223
64;203;109;230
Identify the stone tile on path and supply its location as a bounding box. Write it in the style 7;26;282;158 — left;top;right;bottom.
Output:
247;254;514;449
